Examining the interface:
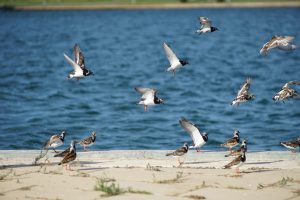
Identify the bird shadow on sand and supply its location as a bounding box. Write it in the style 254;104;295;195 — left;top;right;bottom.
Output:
0;162;59;169
78;166;109;171
246;160;284;165
184;160;220;165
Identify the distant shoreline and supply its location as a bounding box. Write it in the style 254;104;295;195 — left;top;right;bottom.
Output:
2;2;300;11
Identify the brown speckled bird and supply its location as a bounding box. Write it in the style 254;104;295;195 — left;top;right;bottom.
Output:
166;142;189;165
58;140;77;170
79;131;96;151
225;139;247;157
273;81;300;102
221;130;240;151
223;149;246;174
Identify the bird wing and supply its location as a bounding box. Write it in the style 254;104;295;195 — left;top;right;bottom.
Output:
287;80;300;86
135;87;156;101
222;138;238;147
179;118;204;146
54;147;70;157
61;149;76;164
163;42;179;66
64;53;83;73
224;154;242;168
278;36;294;44
73;44;86;69
237;78;251;97
80;136;93;145
198;16;212;29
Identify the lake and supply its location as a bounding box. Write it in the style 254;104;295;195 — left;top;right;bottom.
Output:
0;8;299;151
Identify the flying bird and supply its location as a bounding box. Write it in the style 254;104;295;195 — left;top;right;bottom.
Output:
223;149;246;174
280;137;300;153
196;17;219;34
231;78;255;106
166;142;189;165
64;44;93;81
58;140;77;170
78;131;97;151
43;131;66;153
260;36;296;55
163;42;188;76
179;117;208;152
225;139;247;157
220;130;240;151
273;81;300;102
135;87;164;112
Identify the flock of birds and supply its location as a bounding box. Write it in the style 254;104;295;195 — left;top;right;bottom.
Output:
37;16;299;172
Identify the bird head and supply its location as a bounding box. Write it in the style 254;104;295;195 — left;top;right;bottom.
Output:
211;27;219;32
180;60;189;66
234;130;240;138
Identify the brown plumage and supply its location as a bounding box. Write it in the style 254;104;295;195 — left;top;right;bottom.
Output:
58;141;77;170
43;131;66;152
225;139;247;157
231;78;255;106
224;150;246;173
260;36;296;55
79;131;96;151
54;146;71;157
273;81;300;101
166;143;189;165
220;130;240;150
280;137;300;152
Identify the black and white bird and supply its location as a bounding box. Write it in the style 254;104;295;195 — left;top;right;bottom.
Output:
260;36;296;55
220;130;240;151
163;42;188;76
166;142;189;165
225;139;247;157
43;131;66;153
273;81;300;102
179;117;208;152
280;137;300;152
231;78;255;106
223;149;246;174
58;140;77;170
134;87;164;112
64;44;93;81
196;17;219;34
79;131;97;151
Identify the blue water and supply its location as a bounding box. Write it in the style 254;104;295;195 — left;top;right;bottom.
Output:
0;8;299;151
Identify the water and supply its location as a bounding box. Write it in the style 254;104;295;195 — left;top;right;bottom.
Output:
0;8;299;151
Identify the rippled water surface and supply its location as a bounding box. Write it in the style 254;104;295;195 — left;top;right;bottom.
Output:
0;8;299;151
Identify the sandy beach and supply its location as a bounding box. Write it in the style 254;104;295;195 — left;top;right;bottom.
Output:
0;150;299;200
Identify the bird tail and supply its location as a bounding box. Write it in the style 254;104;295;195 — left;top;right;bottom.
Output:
165;153;174;156
58;162;62;165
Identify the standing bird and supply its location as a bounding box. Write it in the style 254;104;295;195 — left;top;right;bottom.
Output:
280;137;300;153
272;81;300;102
64;44;93;81
196;17;219;34
179;117;208;152
79;131;97;151
220;130;240;151
231;78;255;106
223;149;246;174
43;131;66;153
166;142;189;165
58;140;77;170
225;139;247;157
134;87;164;112
260;36;296;55
163;42;188;76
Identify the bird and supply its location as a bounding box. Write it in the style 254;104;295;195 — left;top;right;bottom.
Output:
179;117;208;152
53;145;72;157
134;87;164;112
163;42;188;76
223;149;246;174
272;81;300;102
78;131;97;151
196;17;219;34
166;142;189;165
280;137;300;153
63;44;93;81
58;140;77;170
220;130;240;151
43;131;66;153
260;36;296;55
231;78;255;106
225;139;247;157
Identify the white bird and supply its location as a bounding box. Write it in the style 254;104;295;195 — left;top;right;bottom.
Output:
196;17;219;34
260;36;296;55
179;117;208;152
135;87;164;112
64;44;93;81
163;42;188;76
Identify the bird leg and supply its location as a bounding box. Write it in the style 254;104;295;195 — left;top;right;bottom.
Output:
235;168;240;174
144;105;148;112
196;148;201;152
178;158;183;166
52;148;58;153
76;77;80;81
84;146;87;152
172;70;176;77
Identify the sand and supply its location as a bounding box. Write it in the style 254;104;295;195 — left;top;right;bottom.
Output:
0;150;299;200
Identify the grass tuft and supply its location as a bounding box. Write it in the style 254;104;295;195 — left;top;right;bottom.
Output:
94;178;124;197
153;171;184;184
257;177;296;190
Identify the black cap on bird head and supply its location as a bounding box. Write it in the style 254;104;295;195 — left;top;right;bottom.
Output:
211;27;219;32
180;60;189;66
